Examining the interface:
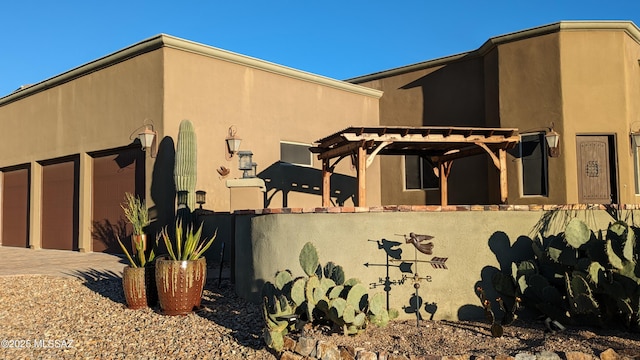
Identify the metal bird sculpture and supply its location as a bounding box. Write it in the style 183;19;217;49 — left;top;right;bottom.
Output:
404;232;435;255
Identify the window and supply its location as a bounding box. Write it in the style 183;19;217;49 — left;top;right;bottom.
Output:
520;133;548;196
404;155;439;190
280;141;313;166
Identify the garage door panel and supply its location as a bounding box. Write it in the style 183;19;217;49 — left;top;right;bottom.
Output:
92;148;143;253
2;167;29;248
41;159;78;250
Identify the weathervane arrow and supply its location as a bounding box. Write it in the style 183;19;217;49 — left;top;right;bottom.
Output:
390;257;448;270
364;262;413;273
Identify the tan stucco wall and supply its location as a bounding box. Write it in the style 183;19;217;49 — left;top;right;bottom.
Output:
0;35;382;252
0;50;164;166
161;46;381;211
353;22;640;207
498;32;565;205
0;49;165;251
559;30;640;204
357;56;492;205
234;209;619;321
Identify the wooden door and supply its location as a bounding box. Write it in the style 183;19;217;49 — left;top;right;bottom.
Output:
576;136;613;204
1;167;29;247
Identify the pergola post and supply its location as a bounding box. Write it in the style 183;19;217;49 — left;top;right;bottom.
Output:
499;149;508;203
322;159;331;207
438;161;452;206
356;146;366;206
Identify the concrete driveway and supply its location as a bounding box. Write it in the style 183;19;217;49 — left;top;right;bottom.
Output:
0;246;230;282
0;246;127;280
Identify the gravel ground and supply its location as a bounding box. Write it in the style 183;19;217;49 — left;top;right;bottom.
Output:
1;274;640;359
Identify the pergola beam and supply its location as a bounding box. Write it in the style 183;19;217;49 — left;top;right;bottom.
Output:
343;132;519;144
314;126;519;207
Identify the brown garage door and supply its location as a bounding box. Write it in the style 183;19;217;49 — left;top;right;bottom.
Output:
92;147;145;253
41;157;79;250
1;166;30;248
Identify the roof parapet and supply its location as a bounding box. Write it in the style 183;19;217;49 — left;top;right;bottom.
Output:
1;34;382;106
348;20;640;84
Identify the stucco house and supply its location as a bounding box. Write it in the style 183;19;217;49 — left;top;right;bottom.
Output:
2;20;640;254
350;20;640;207
0;35;381;252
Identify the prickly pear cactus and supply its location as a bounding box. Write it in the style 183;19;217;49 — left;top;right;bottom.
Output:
491;216;640;332
260;242;400;351
299;242;320;277
262;294;295;352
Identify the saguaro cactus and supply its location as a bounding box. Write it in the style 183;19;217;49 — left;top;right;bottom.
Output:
174;119;197;210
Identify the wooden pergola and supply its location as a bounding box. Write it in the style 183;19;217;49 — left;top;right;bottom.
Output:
310;126;520;207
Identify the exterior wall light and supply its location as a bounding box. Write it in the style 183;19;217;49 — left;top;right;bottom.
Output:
238;150;257;178
225;126;242;157
631;131;640;148
238;150;253;170
243;163;257;178
195;190;206;209
177;190;189;209
133;120;157;157
545;128;560;157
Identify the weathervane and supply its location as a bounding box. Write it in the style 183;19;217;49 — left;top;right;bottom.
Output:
394;232;449;327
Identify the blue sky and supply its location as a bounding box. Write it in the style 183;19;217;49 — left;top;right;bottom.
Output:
2;1;640;97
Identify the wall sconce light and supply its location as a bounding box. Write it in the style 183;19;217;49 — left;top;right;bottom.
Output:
195;190;206;209
545;127;560;158
238;150;253;170
225;126;242;157
177;190;189;209
238;150;258;178
631;131;640;148
243;163;258;178
135;121;157;158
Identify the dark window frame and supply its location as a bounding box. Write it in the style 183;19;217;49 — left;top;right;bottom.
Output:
404;155;439;190
520;132;549;196
280;141;313;167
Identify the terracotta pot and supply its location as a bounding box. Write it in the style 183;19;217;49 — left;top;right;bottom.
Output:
155;257;207;315
122;265;157;309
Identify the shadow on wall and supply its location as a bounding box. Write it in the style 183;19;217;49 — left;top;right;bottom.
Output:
259;161;356;208
401;57;494;205
91;218;128;254
145;135;232;266
462;231;536;321
364;235;445;323
195;211;233;265
148;136;177;242
400;55;487;127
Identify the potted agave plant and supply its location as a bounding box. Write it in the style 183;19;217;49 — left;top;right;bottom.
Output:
156;220;217;315
117;192;157;309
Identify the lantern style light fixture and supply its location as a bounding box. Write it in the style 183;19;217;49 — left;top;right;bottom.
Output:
631;130;640;148
242;162;258;178
545;127;560;158
238;150;253;170
177;190;189;209
238;150;258;178
196;190;206;209
137;122;157;157
225;126;242;157
129;119;157;157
